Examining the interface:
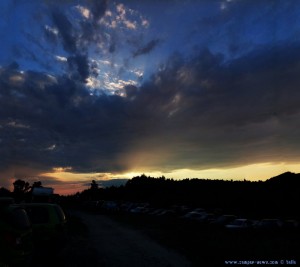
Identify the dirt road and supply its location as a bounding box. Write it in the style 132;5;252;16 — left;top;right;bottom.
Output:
73;211;192;267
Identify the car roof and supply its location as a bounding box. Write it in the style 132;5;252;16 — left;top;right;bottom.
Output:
261;219;280;221
14;203;59;207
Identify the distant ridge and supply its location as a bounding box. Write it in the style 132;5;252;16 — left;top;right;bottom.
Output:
266;171;300;186
99;179;129;188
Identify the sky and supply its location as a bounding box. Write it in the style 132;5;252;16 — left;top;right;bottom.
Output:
1;0;300;195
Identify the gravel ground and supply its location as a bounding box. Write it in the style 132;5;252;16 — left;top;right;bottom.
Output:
71;211;192;267
29;210;300;267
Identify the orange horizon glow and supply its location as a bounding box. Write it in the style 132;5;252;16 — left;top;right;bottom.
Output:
38;162;300;195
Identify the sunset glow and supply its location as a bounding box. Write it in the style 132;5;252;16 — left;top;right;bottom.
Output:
1;0;300;194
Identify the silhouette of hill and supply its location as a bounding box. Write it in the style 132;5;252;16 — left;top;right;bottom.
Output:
266;171;300;186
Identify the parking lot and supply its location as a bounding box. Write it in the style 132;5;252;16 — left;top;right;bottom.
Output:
27;209;300;266
76;201;300;266
1;197;299;267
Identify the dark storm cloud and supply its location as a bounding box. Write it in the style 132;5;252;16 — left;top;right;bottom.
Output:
51;0;109;49
68;54;90;82
120;42;300;170
50;12;94;82
0;67;130;175
90;0;108;22
133;39;160;58
48;1;110;83
51;14;93;82
195;1;300;58
52;10;77;54
2;40;300;180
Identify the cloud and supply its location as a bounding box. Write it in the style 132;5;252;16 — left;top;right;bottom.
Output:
1;0;156;93
76;5;91;19
2;1;300;191
90;0;108;22
121;43;300;171
52;10;77;54
195;0;300;59
0;66;133;177
67;54;90;82
46;1;153;86
49;2;110;82
133;39;160;58
2;41;300;183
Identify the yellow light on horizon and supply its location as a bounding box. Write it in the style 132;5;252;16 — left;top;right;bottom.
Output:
44;162;300;183
41;162;300;195
167;162;300;181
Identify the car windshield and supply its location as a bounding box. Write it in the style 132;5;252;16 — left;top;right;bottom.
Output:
11;208;31;230
26;206;50;224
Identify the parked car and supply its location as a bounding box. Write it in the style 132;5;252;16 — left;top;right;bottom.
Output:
15;203;67;244
282;219;299;230
101;201;119;212
255;219;283;230
148;208;166;216
156;209;177;218
129;206;148;214
192;208;206;214
0;198;33;266
225;218;252;229
211;215;237;227
197;213;216;223
182;211;207;221
170;205;192;216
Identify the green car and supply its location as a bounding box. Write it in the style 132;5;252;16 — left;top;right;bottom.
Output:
0;198;33;267
15;203;67;244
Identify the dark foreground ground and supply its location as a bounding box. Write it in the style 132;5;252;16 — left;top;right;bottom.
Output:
103;212;300;266
32;210;299;267
32;210;191;267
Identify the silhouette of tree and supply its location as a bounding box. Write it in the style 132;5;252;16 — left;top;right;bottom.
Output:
90;180;99;190
13;179;29;193
13;179;31;203
12;180;44;202
31;181;42;189
89;180;99;200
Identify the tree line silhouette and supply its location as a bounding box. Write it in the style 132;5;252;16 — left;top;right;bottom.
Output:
75;172;300;219
1;172;299;218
